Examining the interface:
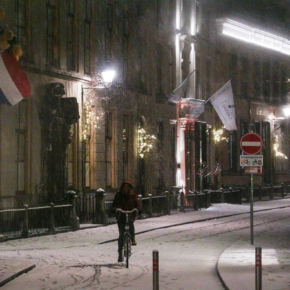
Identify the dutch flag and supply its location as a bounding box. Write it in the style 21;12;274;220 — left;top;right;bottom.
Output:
0;50;31;106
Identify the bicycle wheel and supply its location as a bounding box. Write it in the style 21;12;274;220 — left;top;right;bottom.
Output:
124;233;131;268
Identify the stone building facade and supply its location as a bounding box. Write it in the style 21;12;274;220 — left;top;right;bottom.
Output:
0;0;290;208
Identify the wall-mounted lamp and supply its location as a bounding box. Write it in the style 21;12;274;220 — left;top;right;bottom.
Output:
217;18;290;56
283;106;290;118
101;69;116;84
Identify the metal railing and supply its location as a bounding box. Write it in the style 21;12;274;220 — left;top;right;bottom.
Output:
240;182;287;201
1;183;289;241
0;196;79;241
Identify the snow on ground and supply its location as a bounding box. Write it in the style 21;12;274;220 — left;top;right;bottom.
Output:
0;200;289;290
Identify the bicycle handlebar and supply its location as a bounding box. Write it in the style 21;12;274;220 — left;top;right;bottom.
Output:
116;208;138;215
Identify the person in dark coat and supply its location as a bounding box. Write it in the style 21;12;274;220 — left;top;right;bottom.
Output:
111;180;141;262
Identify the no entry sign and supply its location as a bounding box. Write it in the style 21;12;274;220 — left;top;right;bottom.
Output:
240;133;263;155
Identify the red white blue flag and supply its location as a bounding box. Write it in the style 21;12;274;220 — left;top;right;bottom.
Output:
0;50;31;106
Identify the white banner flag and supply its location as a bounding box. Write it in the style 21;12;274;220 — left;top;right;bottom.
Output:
208;80;237;131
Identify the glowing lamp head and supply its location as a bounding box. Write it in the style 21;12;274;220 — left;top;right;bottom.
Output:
102;69;116;84
283;106;290;118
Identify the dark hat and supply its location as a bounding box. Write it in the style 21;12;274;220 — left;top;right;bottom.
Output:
121;180;133;187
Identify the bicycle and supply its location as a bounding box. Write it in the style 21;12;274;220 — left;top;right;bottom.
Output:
116;208;138;268
241;159;251;166
252;159;262;165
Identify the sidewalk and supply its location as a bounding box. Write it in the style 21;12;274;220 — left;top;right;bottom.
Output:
217;240;290;290
1;199;290;289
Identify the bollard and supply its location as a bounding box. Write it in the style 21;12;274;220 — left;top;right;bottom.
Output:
255;247;262;290
153;250;159;290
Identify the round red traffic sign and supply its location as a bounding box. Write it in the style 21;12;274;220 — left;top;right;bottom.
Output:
240;133;263;155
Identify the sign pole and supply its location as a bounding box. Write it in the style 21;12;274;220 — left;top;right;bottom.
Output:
200;139;202;193
240;132;263;246
250;173;254;245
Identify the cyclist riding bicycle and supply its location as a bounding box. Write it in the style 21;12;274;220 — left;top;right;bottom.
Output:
111;180;141;262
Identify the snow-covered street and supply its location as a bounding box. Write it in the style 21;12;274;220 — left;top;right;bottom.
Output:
1;200;290;290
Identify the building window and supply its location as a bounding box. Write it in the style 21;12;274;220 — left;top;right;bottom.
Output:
123;114;130;180
229;51;238;95
156;0;161;28
124;10;129;37
280;63;289;101
229;130;237;171
254;121;272;181
170;124;176;182
195;54;201;99
138;36;144;90
157;122;164;152
16;101;27;193
273;123;289;172
156;44;162;96
240;120;248;137
204;9;211;40
195;121;207;191
122;10;129;83
169;46;174;93
137;0;144;17
253;58;261;98
272;60;280;100
157;122;164;189
195;1;201;34
105;112;113;188
84;21;91;75
82;123;91;190
46;2;56;66
82;138;91;190
205;57;211;99
262;60;271;101
67;0;76;71
85;0;92;20
240;55;249;99
67;125;74;185
83;0;92;75
105;2;113;63
15;0;27;55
